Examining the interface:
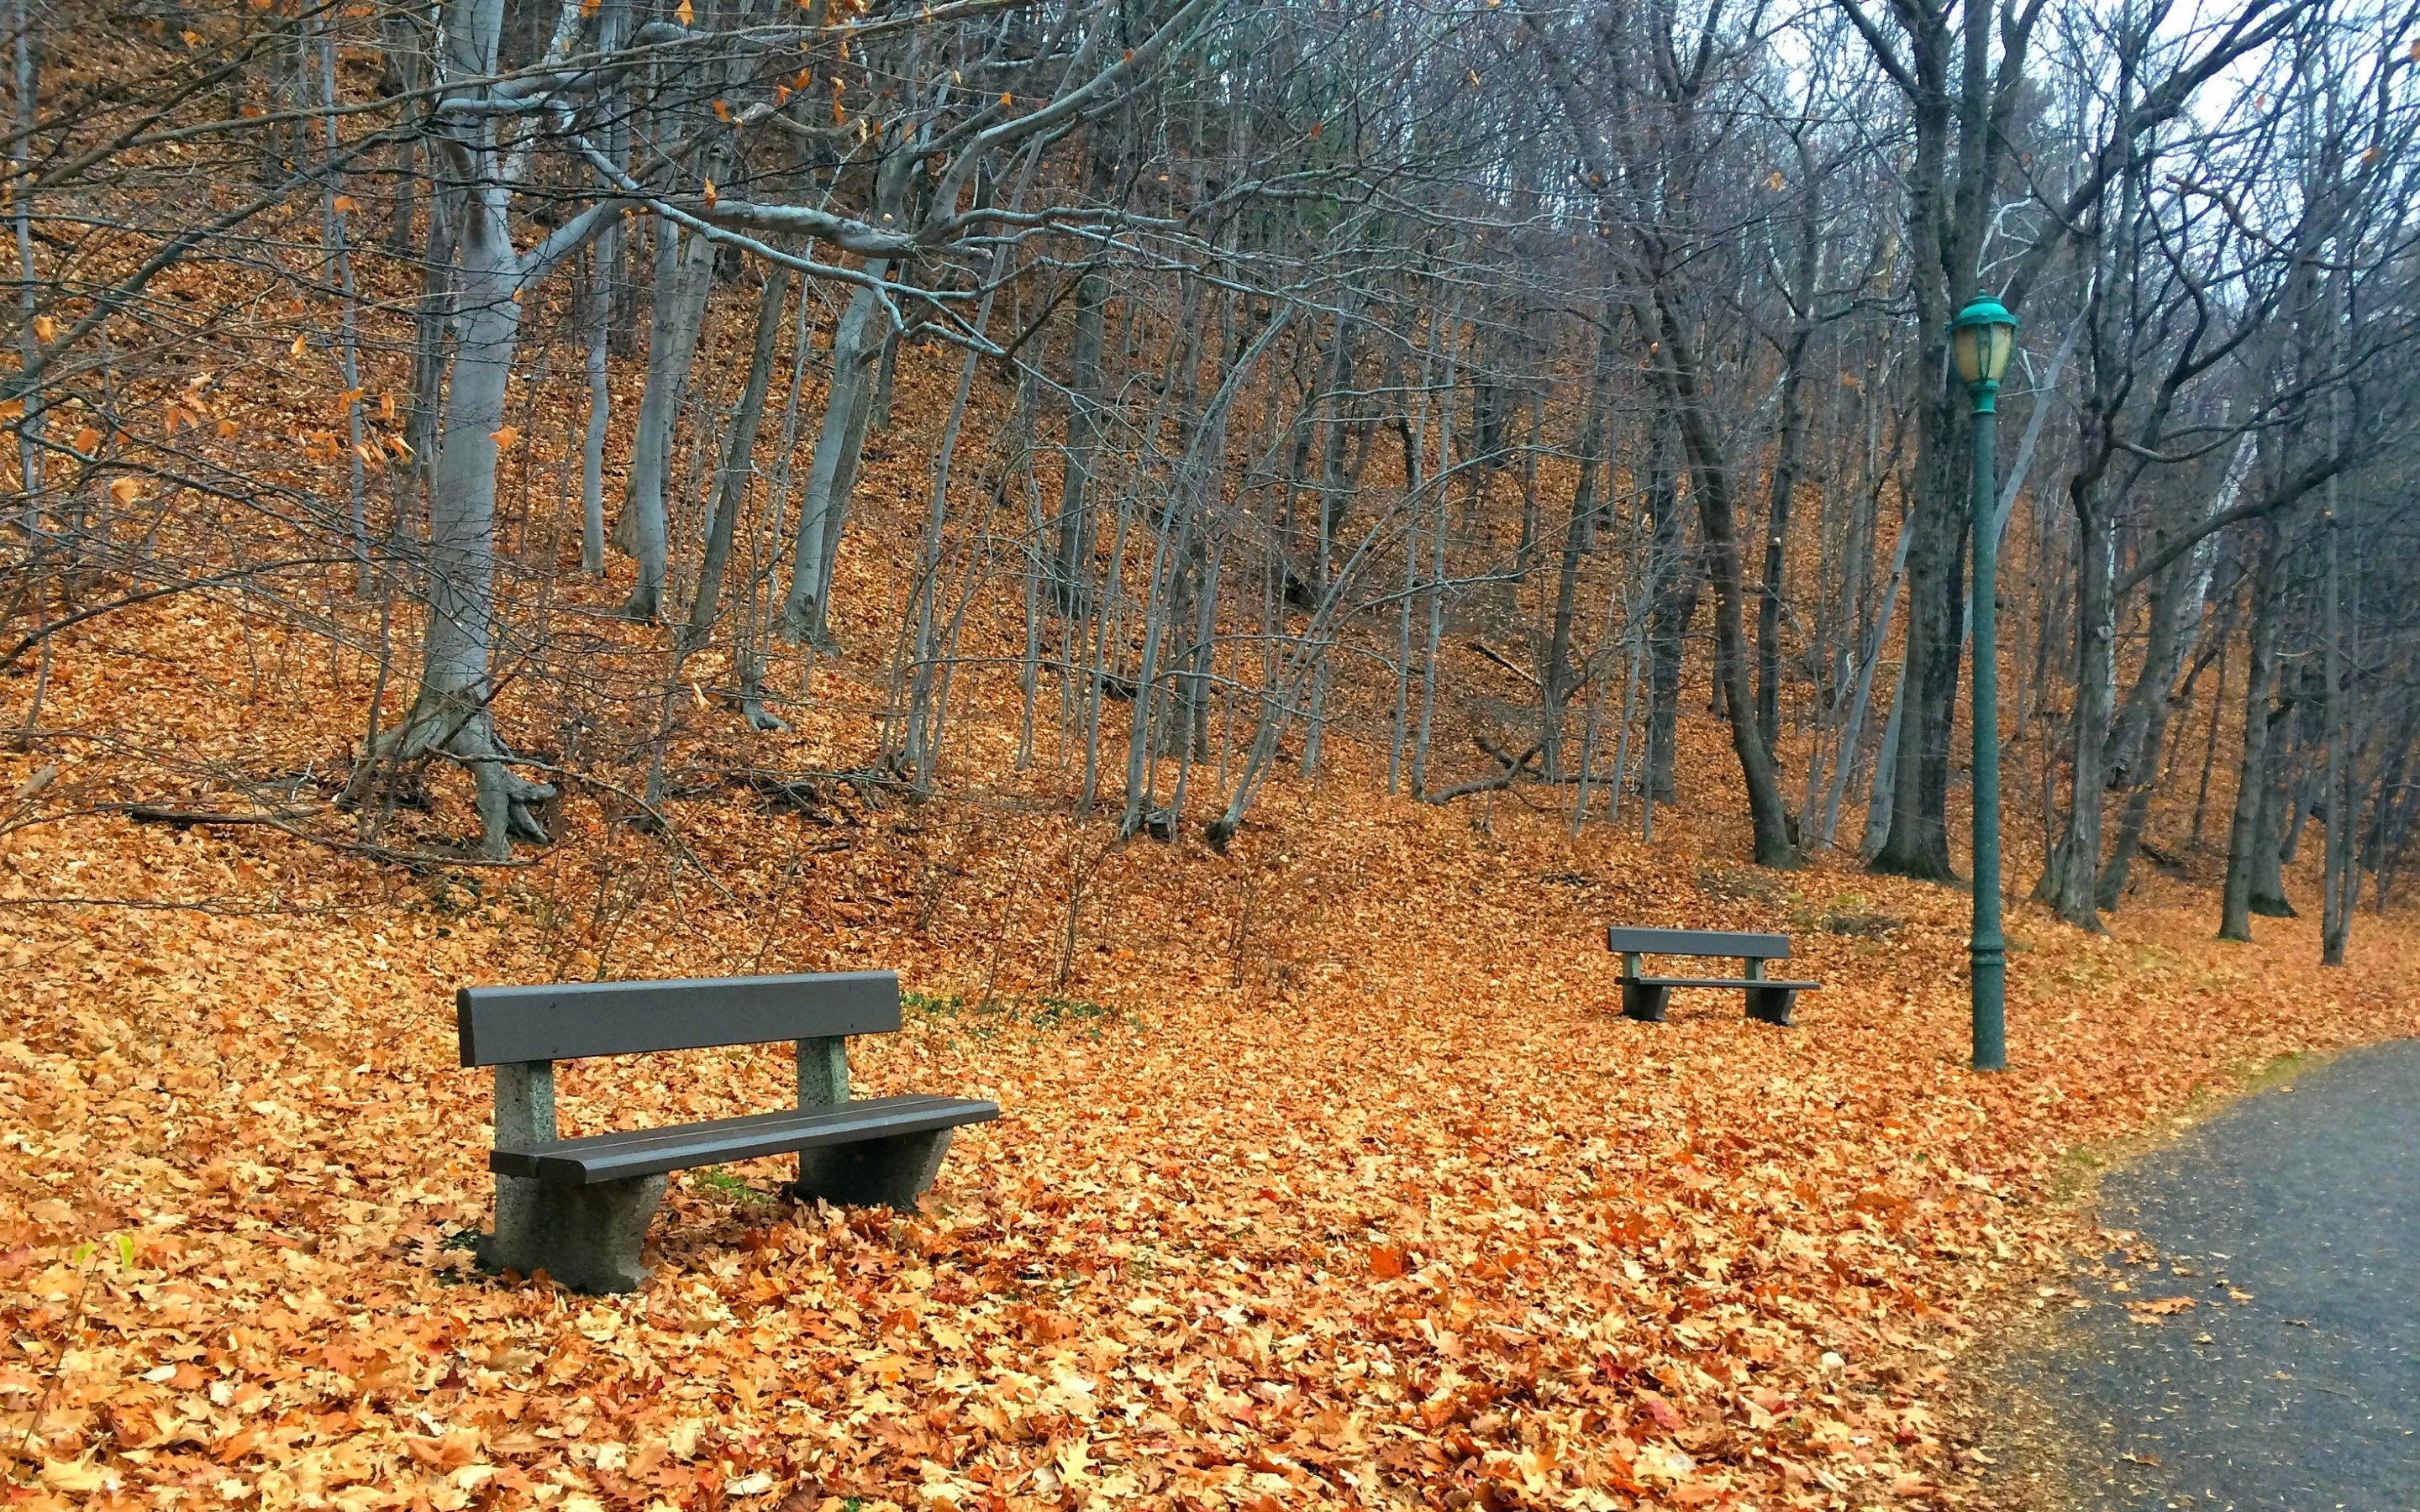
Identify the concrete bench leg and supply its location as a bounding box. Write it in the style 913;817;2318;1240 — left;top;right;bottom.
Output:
1746;985;1797;1026
476;1058;667;1294
480;1173;669;1294
1621;982;1670;1023
788;1129;955;1210
786;1031;953;1209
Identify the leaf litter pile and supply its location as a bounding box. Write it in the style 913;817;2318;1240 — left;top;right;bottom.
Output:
4;592;2417;1512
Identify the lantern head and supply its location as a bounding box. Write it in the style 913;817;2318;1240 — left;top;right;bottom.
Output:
1952;289;2017;389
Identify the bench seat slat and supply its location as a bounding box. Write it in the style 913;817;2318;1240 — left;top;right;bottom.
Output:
508;1094;971;1159
1623;976;1820;990
1604;927;1790;959
492;1095;999;1184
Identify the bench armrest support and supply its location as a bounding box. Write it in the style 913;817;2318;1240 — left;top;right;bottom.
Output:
798;1036;849;1108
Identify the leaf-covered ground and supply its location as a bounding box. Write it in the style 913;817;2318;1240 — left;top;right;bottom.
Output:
4;589;2414;1512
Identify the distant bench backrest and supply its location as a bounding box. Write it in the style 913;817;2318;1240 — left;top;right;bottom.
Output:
1604;927;1790;961
456;970;902;1068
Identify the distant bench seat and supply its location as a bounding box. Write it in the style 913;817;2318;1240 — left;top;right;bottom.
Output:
457;970;997;1293
1605;927;1818;1026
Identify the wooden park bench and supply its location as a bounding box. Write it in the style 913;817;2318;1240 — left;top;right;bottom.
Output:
456;970;997;1294
1606;927;1818;1026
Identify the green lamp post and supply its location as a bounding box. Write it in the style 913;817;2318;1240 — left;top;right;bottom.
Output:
1953;289;2016;1073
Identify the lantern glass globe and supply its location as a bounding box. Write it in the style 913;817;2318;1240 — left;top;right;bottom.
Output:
1953;291;2017;387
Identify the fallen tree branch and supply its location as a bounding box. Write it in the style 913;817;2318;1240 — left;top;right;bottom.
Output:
1420;734;1544;804
102;801;534;869
1466;640;1541;688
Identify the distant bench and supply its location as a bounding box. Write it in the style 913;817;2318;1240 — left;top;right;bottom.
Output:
456;970;997;1294
1607;927;1818;1026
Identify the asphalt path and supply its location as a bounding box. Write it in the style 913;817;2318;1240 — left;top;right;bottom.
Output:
2012;1038;2418;1510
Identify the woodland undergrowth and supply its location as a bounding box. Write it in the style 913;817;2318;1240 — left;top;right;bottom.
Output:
2;566;2412;1512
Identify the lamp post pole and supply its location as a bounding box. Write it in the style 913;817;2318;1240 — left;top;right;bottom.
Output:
1966;330;2007;1073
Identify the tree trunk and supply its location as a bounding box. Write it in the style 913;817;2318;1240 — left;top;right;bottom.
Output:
1644;429;1693;806
1865;0;1999;885
616;218;714;621
1389;307;1441;793
1301;285;1361;779
378;13;424;255
1841;517;1912;850
2320;506;2351;964
579;238;613;575
1757;272;1817;755
2249;738;2296;917
1052;153;1116;614
1125;315;1277;834
1647;297;1797;867
366;185;553;856
683;265;789;653
2097;547;2214;909
1411;297;1462;798
2221;526;2286;940
776;260;890;648
1540;306;1616;782
2044;492;2113;929
1871;441;1968;880
2190;642;2228;852
575;0;627;576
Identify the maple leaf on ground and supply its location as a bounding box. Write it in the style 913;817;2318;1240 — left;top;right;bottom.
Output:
2125;1295;2196;1320
403;1430;480;1471
41;1458;119;1494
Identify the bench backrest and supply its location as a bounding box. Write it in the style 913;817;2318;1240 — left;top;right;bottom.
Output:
1605;927;1789;959
456;970;901;1067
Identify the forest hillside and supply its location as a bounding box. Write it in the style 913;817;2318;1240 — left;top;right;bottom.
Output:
7;0;2420;1507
